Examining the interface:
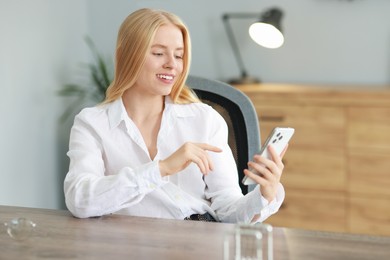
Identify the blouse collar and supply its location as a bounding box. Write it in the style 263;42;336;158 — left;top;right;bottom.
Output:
107;96;196;129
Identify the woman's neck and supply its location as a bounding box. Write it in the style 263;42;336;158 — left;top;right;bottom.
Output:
122;90;165;123
122;89;165;160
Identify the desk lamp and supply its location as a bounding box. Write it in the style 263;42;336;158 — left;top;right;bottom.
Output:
222;8;284;84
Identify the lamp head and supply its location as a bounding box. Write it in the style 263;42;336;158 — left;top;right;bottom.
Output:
249;8;284;49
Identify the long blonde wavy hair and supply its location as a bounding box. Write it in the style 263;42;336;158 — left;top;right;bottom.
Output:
104;8;199;104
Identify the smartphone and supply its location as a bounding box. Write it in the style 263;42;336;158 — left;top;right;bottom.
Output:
242;127;295;185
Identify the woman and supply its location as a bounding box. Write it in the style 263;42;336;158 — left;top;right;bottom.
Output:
64;8;286;223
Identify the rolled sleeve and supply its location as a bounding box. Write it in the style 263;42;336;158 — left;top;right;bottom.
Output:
249;183;285;223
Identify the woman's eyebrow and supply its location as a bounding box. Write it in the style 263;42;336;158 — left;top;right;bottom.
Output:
151;44;184;51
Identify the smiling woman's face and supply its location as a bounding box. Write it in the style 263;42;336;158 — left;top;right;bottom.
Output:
132;24;184;97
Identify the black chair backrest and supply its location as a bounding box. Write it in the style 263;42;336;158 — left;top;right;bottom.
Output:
186;75;261;194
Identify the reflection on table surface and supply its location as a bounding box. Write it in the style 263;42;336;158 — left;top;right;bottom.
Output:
1;205;390;260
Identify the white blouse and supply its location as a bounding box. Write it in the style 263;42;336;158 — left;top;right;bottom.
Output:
64;96;284;223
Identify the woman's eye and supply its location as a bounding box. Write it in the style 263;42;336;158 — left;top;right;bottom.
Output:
153;52;163;56
175;55;183;59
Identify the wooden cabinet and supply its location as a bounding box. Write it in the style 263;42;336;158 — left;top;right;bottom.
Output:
236;84;390;236
347;107;390;235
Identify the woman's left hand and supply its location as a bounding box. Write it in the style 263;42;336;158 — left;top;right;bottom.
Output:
243;144;288;202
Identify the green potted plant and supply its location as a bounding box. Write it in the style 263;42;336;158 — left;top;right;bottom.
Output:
58;36;113;121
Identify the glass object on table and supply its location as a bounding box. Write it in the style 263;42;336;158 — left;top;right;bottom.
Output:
224;223;273;260
4;217;36;241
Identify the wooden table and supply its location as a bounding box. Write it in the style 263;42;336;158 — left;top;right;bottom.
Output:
1;206;390;259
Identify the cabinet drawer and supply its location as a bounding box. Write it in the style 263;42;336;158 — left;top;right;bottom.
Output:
348;151;390;197
282;146;346;191
349;196;390;236
256;105;345;147
348;107;390;151
265;189;347;232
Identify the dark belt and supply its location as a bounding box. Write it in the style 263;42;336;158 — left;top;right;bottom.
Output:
184;212;217;222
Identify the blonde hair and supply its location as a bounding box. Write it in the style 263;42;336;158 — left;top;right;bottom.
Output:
104;8;199;104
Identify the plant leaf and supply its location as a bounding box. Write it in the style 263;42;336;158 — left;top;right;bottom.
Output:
58;84;87;97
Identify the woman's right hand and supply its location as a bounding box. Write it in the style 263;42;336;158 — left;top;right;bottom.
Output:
159;142;222;177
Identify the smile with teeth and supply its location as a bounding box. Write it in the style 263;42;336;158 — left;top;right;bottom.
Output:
157;74;174;80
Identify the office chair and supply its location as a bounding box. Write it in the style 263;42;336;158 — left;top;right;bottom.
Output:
186;75;261;194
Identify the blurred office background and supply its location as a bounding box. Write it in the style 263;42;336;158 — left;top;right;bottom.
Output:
1;0;390;210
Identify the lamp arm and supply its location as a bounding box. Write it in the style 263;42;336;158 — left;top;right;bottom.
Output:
222;14;249;78
221;11;282;84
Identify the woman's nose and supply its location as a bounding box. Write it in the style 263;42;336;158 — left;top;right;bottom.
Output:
163;55;177;69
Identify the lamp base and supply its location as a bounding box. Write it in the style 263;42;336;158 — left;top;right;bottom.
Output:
226;76;260;85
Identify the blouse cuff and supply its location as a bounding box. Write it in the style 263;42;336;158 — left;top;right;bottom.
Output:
132;161;168;193
248;183;285;223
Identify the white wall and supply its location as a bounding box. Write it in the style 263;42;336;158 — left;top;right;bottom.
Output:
87;0;390;85
0;0;88;209
1;0;390;210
